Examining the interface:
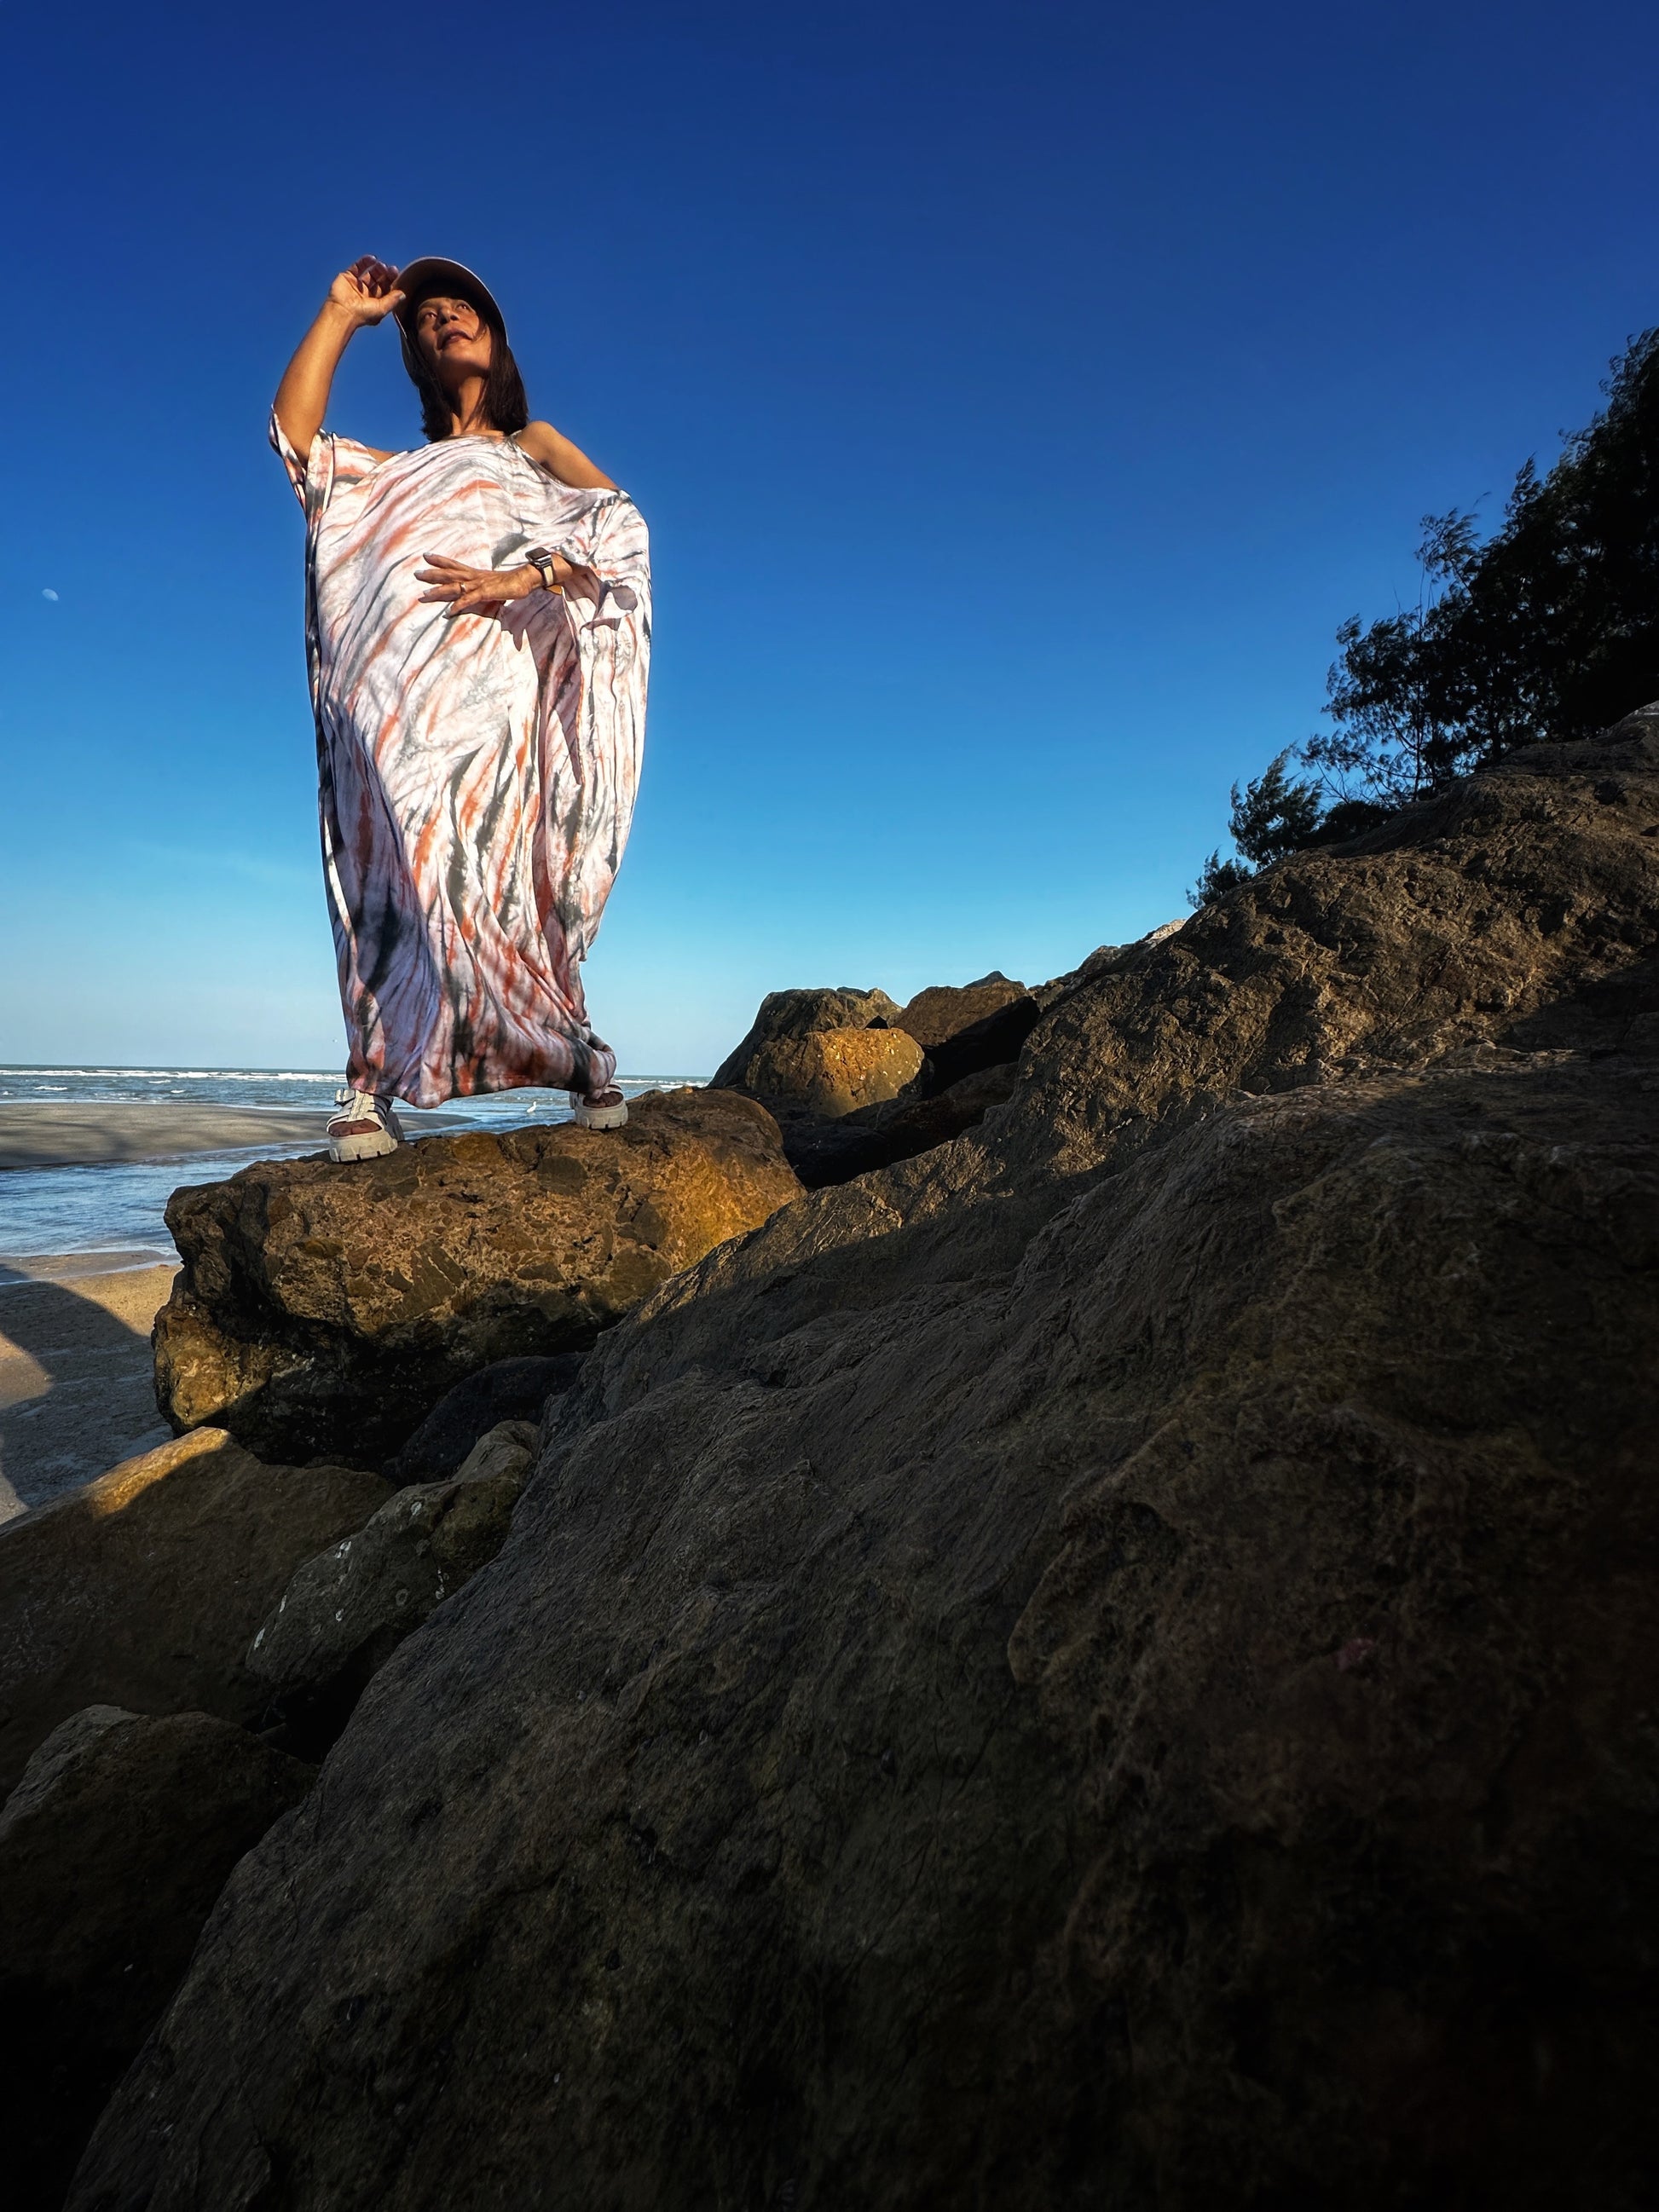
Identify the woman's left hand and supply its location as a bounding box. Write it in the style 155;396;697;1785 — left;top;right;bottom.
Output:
416;552;540;619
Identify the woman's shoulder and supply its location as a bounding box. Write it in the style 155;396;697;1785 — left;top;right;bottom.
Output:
512;421;563;465
514;422;619;492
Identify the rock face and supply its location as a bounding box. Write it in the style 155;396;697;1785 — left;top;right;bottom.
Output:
709;986;902;1090
894;969;1027;1048
0;1428;388;1796
1;1704;313;2212
247;1422;536;1723
732;1024;926;1118
153;1087;802;1465
70;719;1659;2210
382;1352;585;1485
711;974;1040;1175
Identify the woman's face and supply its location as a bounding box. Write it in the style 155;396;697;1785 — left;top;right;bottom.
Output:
413;294;494;386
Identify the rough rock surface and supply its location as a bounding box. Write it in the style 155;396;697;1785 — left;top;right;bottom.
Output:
713;974;1042;1179
248;1422;536;1716
731;1025;927;1118
384;1352;585;1486
71;719;1659;2210
0;1428;388;1795
894;969;1027;1048
153;1087;801;1465
1;1704;313;2212
709;986;901;1091
783;1062;1021;1187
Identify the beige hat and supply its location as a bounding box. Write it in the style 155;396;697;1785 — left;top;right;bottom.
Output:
392;257;508;375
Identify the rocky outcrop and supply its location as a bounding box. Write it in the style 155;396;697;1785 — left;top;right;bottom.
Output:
710;973;1043;1178
69;718;1659;2209
247;1422;536;1733
893;969;1027;1048
728;1023;926;1118
383;1352;584;1485
708;986;902;1090
153;1087;802;1465
1;1704;313;2212
780;1060;1021;1187
0;1427;388;1796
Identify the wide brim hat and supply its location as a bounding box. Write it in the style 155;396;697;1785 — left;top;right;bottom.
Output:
392;257;508;376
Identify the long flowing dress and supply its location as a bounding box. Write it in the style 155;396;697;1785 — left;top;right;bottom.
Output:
272;414;650;1106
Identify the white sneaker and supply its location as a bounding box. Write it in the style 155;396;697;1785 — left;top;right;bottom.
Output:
569;1086;628;1129
328;1087;404;1163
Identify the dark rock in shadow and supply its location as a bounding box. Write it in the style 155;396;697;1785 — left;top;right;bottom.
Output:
66;715;1659;2211
0;1427;388;1796
0;1704;312;2212
250;1423;536;1761
384;1353;586;1485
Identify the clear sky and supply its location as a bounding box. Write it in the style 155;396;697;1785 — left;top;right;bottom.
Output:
3;0;1656;1077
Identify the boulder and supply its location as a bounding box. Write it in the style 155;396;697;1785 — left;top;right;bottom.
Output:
893;969;1027;1048
732;1025;925;1118
1;1704;312;2212
153;1086;801;1465
248;1422;536;1721
384;1352;585;1486
709;986;901;1091
916;991;1043;1091
783;1062;1020;1187
0;1427;388;1796
68;719;1659;2212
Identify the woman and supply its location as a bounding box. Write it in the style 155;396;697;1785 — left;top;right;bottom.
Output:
271;254;650;1162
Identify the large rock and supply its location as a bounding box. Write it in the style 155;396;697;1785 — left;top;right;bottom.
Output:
709;985;901;1091
783;1061;1021;1187
69;719;1659;2211
733;1025;926;1118
248;1422;536;1718
893;969;1027;1048
153;1086;802;1464
1;1704;313;2212
383;1352;586;1485
0;1428;388;1795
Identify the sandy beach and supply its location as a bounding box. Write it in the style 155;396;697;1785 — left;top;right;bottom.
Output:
0;1101;347;1170
0;1255;179;1522
0;1102;489;1517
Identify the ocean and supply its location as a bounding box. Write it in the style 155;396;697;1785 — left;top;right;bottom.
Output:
0;1066;700;1265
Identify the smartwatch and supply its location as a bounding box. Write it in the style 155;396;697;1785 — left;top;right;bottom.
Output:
523;547;563;593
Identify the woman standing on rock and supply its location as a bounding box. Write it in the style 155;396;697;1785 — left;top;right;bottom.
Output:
272;255;650;1162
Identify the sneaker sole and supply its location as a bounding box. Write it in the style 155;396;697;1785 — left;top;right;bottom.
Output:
329;1128;401;1163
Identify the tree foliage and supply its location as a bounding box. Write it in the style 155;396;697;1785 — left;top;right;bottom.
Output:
1189;753;1322;907
1191;326;1659;898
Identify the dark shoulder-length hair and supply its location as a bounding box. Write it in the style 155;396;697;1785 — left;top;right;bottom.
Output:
402;282;529;442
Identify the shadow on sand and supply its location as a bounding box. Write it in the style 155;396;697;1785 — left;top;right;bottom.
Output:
0;1265;177;1519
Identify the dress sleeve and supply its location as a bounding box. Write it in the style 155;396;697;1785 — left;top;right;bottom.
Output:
268;408;387;520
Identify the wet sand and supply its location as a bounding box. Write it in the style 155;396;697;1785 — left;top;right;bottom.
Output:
0;1256;179;1522
0;1106;474;1517
0;1102;348;1170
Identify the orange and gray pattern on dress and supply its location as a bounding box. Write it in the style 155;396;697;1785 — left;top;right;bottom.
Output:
271;412;650;1107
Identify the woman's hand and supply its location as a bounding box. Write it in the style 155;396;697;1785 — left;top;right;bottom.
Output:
417;553;541;619
327;257;406;327
275;259;404;464
417;551;599;619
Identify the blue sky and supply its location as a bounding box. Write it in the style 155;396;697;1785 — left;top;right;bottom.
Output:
3;0;1656;1077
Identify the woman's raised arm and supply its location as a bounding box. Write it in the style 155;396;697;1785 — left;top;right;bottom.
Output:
273;257;405;464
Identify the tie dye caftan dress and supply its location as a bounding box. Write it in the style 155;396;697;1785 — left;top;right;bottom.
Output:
272;414;650;1107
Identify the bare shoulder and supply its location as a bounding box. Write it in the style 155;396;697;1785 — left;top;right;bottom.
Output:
516;420;568;465
517;420;618;491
